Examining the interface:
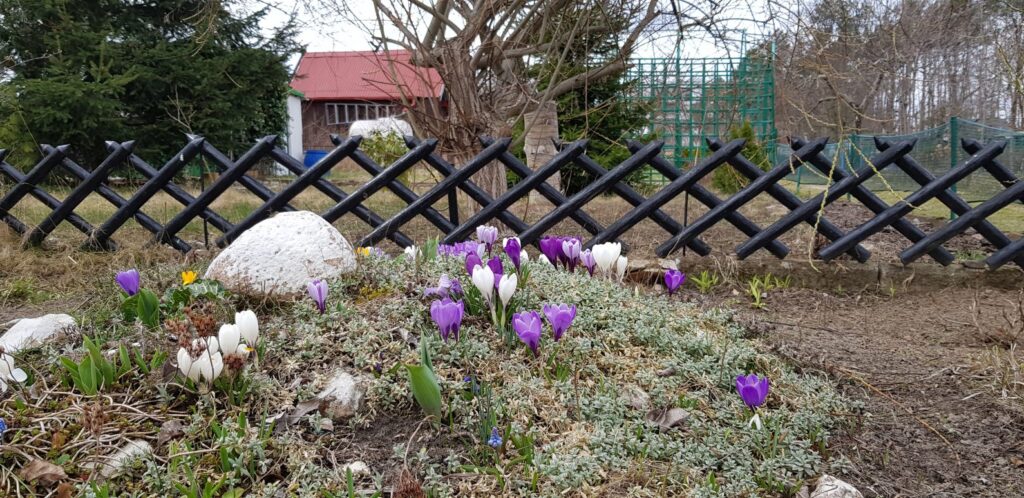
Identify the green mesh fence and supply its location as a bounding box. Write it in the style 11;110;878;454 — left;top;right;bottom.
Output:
778;117;1024;202
625;50;776;184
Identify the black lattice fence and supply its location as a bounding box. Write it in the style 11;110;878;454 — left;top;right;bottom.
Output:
2;133;1023;270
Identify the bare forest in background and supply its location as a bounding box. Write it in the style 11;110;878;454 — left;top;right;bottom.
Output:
773;0;1024;138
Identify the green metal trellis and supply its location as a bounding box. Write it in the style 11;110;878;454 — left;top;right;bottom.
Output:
624;48;776;182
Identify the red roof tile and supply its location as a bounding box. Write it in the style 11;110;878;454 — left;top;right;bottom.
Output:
290;50;443;101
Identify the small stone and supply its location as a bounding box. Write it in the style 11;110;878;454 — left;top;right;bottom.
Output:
94;440;152;478
811;475;863;498
621;385;651;411
961;260;986;270
342;461;370;477
646;407;690;430
204;211;357;298
0;314;75;353
318;371;367;420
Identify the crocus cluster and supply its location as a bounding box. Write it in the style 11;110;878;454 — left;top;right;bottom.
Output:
177;310;260;386
538;236;583;271
308;279;329;314
665;269;686;296
512;303;577;357
591;242;627;280
0;353;27;393
438;241;483;258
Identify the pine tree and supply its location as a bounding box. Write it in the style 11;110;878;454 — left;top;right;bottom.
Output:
0;0;299;169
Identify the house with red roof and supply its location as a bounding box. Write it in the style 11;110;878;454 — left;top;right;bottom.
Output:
289;50;444;154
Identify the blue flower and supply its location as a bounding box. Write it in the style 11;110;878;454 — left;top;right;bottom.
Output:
487;427;502;448
0;417;7;438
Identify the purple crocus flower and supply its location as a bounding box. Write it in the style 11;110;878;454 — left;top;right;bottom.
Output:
512;310;543;357
542;303;577;341
504;237;522;271
307;279;328;314
430;298;465;342
465;252;483;277
477;225;498;253
580;249;596;276
561;238;581;272
425;274;455;298
450;278;463;296
115;269;141;296
735;374;770;409
664;269;686;296
487;255;503;287
539;236;562;269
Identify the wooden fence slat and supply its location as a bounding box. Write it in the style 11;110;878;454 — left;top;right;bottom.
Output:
816;140;1007;262
264;147;415;248
791;137;955;265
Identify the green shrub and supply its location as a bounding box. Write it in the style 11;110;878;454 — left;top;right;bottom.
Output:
711;120;772;194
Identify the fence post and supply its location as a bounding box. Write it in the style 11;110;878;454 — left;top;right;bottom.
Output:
949;116;958;220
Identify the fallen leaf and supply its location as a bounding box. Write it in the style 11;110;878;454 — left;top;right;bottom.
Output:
646;407;690;430
56;482;74;498
273;399;323;434
157;420;185;446
19;459;67;486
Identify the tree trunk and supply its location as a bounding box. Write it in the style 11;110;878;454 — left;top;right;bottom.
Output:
523;101;560;191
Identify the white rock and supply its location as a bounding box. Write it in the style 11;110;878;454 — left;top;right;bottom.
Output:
205;211;356;297
0;314;75;352
342;461;370;477
318;371;366;420
94;440;152;478
811;475;863;498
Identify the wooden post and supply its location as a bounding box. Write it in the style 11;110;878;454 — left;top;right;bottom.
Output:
523;101;560;192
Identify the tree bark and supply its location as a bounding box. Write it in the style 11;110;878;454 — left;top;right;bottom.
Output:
523;101;560;192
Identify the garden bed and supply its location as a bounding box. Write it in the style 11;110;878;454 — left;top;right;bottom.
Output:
1;245;853;496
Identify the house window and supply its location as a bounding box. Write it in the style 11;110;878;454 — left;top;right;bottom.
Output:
325;103;398;125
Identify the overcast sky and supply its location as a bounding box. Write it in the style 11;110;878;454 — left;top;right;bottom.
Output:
246;1;774;71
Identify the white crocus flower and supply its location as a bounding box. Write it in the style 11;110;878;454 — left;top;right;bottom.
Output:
472;265;495;301
218;324;248;356
498;273;517;308
403;245;418;260
592;242;622;276
475;243;486;259
538;254;551;266
0;353;28;393
177;340;225;384
234;310;259;346
615;255;628;282
747;413;764;430
521;249;530;263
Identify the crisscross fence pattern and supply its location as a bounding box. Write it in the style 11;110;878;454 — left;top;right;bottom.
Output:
2;133;1023;270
